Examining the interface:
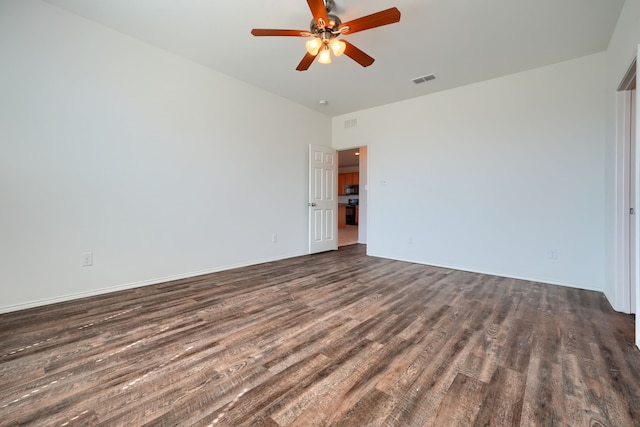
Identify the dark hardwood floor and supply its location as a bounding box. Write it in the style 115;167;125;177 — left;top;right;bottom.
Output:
2;244;640;426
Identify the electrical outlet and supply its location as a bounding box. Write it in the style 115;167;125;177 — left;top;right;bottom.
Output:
82;252;93;267
549;250;558;260
272;234;278;243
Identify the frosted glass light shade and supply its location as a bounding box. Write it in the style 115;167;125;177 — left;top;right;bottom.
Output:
330;39;346;56
305;38;321;56
318;47;332;64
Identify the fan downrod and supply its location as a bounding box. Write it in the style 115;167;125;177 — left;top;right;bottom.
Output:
325;0;336;13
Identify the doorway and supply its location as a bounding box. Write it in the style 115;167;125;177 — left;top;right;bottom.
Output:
337;147;367;247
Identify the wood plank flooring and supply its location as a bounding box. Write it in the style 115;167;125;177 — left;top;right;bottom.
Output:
2;244;640;426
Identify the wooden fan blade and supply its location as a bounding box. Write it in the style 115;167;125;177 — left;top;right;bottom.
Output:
343;40;375;67
296;52;318;71
339;7;401;35
251;29;308;37
307;0;329;27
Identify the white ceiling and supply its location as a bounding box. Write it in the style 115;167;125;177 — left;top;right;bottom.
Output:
43;0;625;117
339;148;360;168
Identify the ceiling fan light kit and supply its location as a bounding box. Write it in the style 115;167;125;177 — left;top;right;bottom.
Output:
251;0;400;71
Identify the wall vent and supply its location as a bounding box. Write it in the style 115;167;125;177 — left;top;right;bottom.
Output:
344;118;358;129
412;74;436;84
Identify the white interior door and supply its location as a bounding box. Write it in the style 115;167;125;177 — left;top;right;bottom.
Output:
631;45;640;348
631;87;637;314
618;58;637;316
309;144;338;254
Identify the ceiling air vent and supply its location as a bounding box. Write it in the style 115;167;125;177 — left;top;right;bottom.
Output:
412;74;436;84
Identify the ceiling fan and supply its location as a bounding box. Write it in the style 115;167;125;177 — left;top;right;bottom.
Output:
251;0;401;71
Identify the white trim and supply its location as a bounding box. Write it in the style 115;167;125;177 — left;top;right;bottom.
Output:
0;251;306;314
618;59;637;91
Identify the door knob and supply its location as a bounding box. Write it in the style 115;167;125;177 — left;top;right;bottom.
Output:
308;202;317;207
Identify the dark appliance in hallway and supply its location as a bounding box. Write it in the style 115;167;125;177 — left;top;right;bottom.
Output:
346;199;358;225
345;185;359;195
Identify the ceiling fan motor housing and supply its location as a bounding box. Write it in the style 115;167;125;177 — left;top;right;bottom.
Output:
310;14;342;34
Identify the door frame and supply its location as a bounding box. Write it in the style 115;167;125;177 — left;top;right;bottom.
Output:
614;56;637;316
337;145;368;245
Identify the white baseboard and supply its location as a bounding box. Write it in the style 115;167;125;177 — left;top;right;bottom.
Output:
0;251;305;314
365;251;602;293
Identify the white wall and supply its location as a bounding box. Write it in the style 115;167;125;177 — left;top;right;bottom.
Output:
0;0;331;312
333;53;606;290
